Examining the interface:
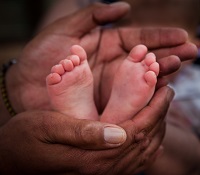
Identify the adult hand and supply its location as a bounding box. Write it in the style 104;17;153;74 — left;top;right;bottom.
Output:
6;2;197;113
0;86;173;175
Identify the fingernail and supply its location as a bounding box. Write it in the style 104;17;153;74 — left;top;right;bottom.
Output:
104;126;127;145
167;87;175;102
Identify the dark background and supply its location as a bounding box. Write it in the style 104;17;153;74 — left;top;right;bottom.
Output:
0;0;53;42
0;0;54;64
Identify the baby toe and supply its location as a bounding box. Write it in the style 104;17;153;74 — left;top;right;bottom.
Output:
144;53;156;66
149;62;160;76
46;73;62;85
68;55;81;66
61;59;74;72
144;71;157;86
51;64;65;75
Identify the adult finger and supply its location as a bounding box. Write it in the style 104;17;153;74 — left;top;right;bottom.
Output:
35;111;127;149
157;55;181;77
153;42;198;62
142;123;166;163
127;124;165;175
130;86;174;136
156;77;170;89
148;116;166;139
134;146;164;174
54;2;130;37
111;125;164;175
106;137;151;175
118;27;188;51
117;120;166;174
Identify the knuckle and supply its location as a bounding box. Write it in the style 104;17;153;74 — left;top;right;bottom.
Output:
74;121;103;146
139;156;149;168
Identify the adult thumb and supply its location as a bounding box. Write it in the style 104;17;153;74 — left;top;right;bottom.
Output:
39;111;127;149
56;2;130;37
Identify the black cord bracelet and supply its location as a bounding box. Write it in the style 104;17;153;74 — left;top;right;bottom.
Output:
0;59;17;117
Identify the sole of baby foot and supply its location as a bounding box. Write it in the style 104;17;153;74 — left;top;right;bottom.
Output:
46;45;98;120
101;45;159;124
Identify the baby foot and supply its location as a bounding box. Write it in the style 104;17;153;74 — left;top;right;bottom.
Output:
101;45;159;124
46;45;98;120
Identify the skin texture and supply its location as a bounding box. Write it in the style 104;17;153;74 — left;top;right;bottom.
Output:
0;2;198;175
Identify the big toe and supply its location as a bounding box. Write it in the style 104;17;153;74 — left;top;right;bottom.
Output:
128;45;148;62
70;45;87;62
